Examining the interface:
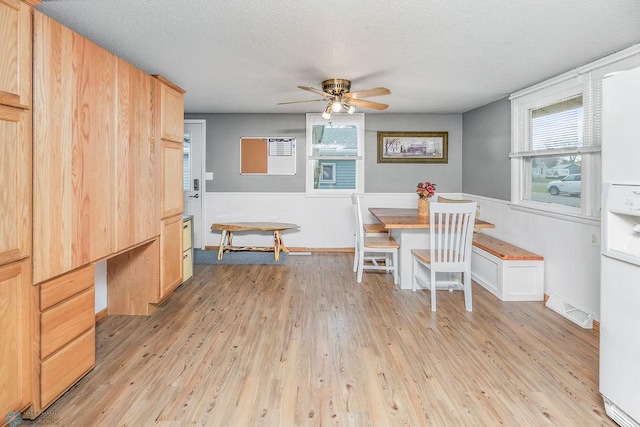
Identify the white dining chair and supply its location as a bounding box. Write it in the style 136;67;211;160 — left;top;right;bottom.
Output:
351;194;399;284
411;201;477;311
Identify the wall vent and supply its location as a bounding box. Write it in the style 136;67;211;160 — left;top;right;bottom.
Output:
545;294;594;329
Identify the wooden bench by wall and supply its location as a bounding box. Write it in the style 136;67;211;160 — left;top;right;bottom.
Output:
471;232;544;301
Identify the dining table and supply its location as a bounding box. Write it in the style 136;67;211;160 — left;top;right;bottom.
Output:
369;207;495;289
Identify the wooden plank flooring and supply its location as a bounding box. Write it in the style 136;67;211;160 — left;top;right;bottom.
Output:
25;253;614;426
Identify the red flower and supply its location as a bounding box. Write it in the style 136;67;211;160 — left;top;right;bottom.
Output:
416;181;437;199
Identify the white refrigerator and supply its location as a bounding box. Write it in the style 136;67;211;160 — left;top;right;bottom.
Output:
600;66;640;427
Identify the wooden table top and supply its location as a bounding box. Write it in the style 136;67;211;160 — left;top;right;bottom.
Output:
369;208;495;230
211;222;299;232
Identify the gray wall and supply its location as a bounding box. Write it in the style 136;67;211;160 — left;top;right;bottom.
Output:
185;112;464;194
461;97;511;200
185;114;307;192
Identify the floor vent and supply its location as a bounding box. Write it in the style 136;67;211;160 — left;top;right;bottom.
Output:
545;294;594;329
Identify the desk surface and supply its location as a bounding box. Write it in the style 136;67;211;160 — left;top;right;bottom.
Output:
369;208;495;229
211;222;299;232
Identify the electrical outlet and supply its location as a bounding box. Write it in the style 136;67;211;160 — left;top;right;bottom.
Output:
591;233;600;246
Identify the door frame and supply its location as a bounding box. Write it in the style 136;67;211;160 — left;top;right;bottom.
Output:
184;119;207;249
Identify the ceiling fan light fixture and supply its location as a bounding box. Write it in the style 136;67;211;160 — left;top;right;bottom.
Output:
331;98;343;113
321;103;332;119
343;103;356;115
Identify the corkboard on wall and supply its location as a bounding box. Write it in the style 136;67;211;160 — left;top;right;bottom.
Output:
240;138;268;174
240;137;296;175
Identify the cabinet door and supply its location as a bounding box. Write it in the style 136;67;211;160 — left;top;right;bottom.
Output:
0;260;31;416
160;215;183;299
114;59;159;251
33;12;116;283
0;0;32;109
157;80;185;143
0;105;31;265
161;140;184;219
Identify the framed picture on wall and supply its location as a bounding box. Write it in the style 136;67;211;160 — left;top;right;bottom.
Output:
377;131;448;164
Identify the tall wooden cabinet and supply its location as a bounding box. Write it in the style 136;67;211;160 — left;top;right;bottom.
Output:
0;0;39;419
0;4;186;418
115;58;160;251
155;76;185;298
33;12;116;284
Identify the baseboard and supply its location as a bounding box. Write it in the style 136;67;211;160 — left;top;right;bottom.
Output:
204;245;354;253
95;308;108;323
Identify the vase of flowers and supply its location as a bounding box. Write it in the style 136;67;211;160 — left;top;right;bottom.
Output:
416;181;436;217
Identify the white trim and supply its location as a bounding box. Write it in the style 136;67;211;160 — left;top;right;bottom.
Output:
509;146;600;158
184;119;207;249
508;202;600;226
307;156;363;161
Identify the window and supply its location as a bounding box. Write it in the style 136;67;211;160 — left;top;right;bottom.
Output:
183;132;191;191
510;75;597;217
306;113;364;194
319;163;336;184
510;44;640;220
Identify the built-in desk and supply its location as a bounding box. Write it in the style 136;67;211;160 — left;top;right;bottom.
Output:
369;208;495;289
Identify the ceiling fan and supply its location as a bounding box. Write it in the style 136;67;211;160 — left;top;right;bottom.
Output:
278;78;390;119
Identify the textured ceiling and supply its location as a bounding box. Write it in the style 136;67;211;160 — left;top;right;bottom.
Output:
37;0;640;114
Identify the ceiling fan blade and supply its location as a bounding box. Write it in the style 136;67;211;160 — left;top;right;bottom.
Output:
344;87;391;100
298;85;332;98
348;98;389;110
277;98;327;105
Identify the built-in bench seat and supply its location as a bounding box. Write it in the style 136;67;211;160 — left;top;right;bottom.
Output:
471;232;544;301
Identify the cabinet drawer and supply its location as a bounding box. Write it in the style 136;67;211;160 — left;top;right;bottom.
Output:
40;264;94;310
183;248;193;282
41;288;95;359
183;219;192;250
41;327;95;408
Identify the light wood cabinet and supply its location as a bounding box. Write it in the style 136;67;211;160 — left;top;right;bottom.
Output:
183;217;194;282
0;0;36;418
0;0;34;109
0;105;31;265
161;139;184;219
36;265;95;410
0;260;32;418
114;58;160;251
155;76;185;143
33;12;116;283
160;215;183;299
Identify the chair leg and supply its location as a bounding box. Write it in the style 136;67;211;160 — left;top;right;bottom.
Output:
463;270;473;312
431;268;437;311
356;250;364;283
392;250;398;285
412;257;418;291
353;247;358;272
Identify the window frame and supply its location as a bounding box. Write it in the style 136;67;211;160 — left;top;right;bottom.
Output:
510;74;600;220
305;113;365;195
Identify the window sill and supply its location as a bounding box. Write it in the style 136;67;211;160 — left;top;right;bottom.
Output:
508;202;601;226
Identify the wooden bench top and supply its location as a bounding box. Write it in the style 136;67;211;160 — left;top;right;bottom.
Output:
472;232;543;261
211;222;299;232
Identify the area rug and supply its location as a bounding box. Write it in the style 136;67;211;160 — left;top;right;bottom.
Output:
194;249;288;265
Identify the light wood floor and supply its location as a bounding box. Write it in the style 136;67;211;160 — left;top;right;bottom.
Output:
26;253;614;426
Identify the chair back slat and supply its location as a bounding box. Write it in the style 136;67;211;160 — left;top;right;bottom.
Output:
429;201;477;266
